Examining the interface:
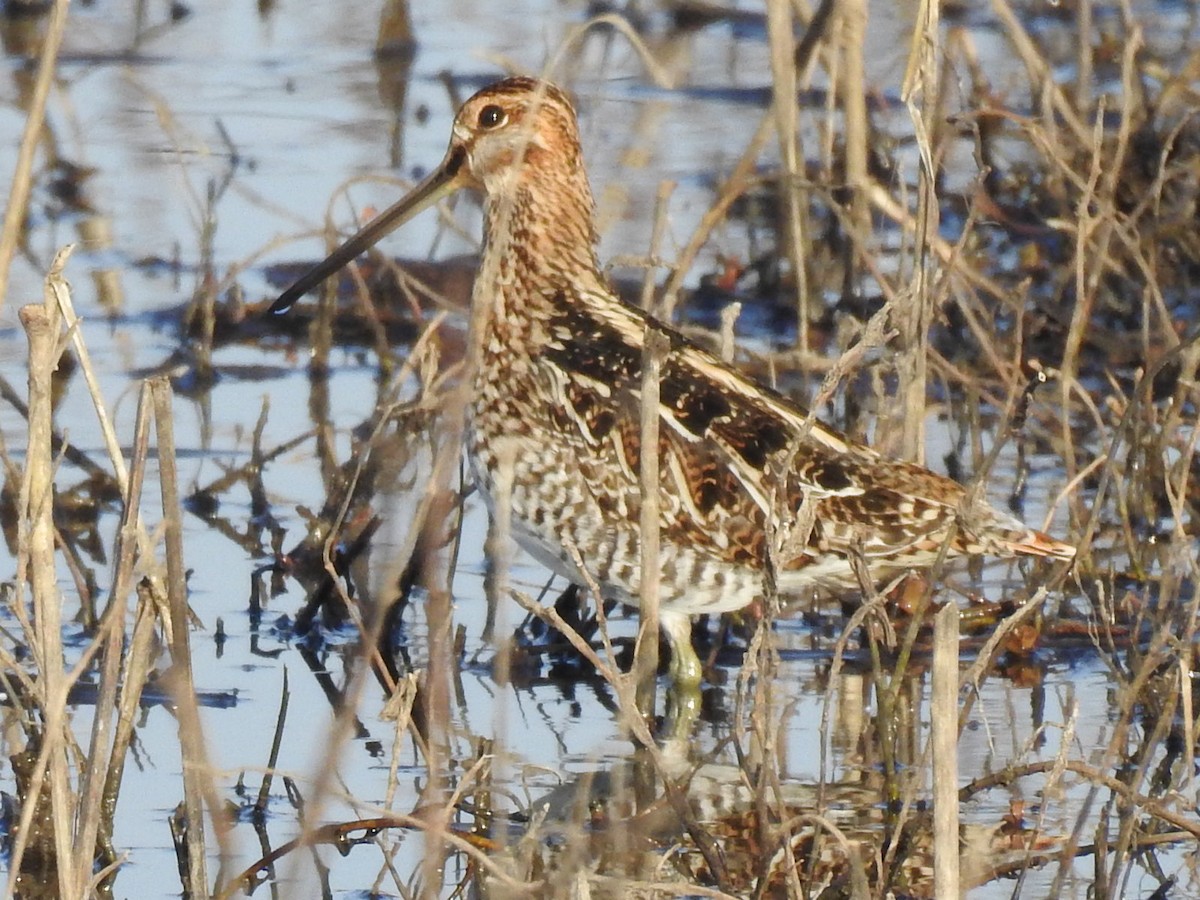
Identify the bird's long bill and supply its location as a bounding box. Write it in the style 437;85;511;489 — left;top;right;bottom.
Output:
268;146;468;315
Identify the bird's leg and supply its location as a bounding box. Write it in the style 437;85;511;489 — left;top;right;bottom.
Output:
661;611;702;686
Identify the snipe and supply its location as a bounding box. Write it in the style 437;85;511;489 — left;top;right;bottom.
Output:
270;77;1075;683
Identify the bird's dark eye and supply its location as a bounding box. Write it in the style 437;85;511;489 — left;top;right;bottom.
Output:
477;104;507;129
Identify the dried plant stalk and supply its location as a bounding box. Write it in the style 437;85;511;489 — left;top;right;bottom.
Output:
13;255;75;897
635;328;668;711
767;0;809;350
150;376;216;896
895;0;940;461
0;0;70;311
931;602;960;897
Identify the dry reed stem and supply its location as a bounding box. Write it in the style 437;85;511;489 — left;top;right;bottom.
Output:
838;0;869;242
634;328;668;710
931;602;960;898
864;179;1011;307
1024;694;1079;897
13;254;75;896
1067;305;1200;588
895;0;940;462
508;579;731;886
134;79;210;216
0;0;70;312
150;376;220;895
1107;594;1197;890
632;179;673;708
511;588;621;687
23;265;165;896
418;609;457;886
812;594;891;874
1074;0;1093;110
817;5;841;186
102;600;158;830
102;584;160;847
767;0;809;351
342;260;394;369
49;246;132;493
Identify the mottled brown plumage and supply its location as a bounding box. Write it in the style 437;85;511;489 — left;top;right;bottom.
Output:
271;77;1075;682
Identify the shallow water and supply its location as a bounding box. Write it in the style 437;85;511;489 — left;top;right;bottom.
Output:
0;1;1196;897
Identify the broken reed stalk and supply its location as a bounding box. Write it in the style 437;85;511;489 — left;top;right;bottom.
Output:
255;669;290;817
14;261;76;896
149;375;216;896
931;602;960;898
51;245;131;492
0;0;70;311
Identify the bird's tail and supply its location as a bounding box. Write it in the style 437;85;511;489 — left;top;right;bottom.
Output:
998;528;1076;561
